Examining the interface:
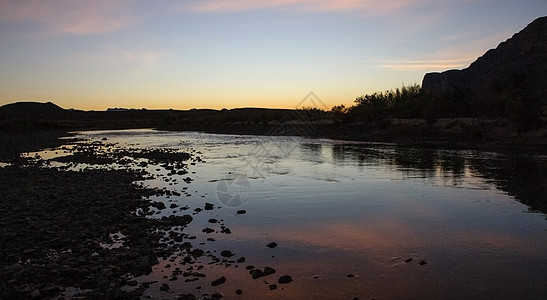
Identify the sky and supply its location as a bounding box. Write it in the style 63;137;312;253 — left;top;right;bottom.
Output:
0;1;545;111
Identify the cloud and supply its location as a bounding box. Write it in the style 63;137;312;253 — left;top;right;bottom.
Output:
378;58;474;70
0;0;137;35
184;0;416;15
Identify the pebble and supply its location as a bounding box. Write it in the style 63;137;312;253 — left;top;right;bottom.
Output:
266;242;278;248
211;276;227;286
278;275;293;284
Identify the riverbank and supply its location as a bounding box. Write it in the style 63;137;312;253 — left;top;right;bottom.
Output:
0;131;296;299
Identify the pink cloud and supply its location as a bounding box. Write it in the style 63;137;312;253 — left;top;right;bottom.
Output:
0;0;137;35
186;0;416;14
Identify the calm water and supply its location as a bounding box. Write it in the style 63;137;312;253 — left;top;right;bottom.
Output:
64;130;547;298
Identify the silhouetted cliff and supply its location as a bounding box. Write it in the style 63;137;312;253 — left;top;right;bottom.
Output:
422;16;547;129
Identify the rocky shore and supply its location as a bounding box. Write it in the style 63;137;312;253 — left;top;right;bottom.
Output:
0;131;294;299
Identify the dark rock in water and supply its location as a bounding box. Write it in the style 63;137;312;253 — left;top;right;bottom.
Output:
204;203;214;210
178;294;197;300
220;250;234;258
278;275;293;284
264;266;276;276
208;218;218;223
250;266;276;279
236;210;246;214
211;276;226;286
419;260;428;265
266;242;277;248
346;274;355;278
269;284;278;290
236;257;245;263
235;289;243;295
202;227;215;233
191;249;204;257
211;292;224;299
404;258;413;263
160;283;170;291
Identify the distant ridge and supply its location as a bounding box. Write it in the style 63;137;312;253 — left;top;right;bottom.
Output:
0;101;67;119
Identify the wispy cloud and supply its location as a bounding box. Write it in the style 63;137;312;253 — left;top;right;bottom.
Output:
102;46;167;64
184;0;417;14
378;58;474;70
0;0;137;35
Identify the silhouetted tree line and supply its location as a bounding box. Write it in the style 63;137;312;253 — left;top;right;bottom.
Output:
332;83;545;132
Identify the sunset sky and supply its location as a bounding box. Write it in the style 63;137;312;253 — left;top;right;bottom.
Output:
1;1;545;110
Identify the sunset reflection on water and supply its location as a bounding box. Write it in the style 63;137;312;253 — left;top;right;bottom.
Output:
75;130;546;299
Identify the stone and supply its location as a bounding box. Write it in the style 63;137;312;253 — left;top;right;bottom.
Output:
202;227;215;233
160;283;170;291
266;242;277;248
211;276;226;286
220;250;234;258
235;289;243;295
236;210;246;214
278;275;293;284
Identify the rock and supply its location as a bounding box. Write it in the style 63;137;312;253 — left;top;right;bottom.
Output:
204;203;214;210
211;276;226;286
419;260;428;265
266;242;277;248
404;258;413;263
269;284;278;290
236;257;245;263
160;283;170;291
2;263;22;273
347;274;355;278
220;250;234;258
211;292;224;299
235;289;243;295
250;267;276;279
278;275;293;284
264;267;276;276
127;280;138;286
191;249;204;257
202;227;215;233
30;289;41;298
208;218;218;223
236;210;246;214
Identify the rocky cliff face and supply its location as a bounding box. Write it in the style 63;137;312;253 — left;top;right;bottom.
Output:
422;16;547;102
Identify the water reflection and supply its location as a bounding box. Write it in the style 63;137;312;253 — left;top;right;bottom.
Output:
68;130;546;299
328;144;547;215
